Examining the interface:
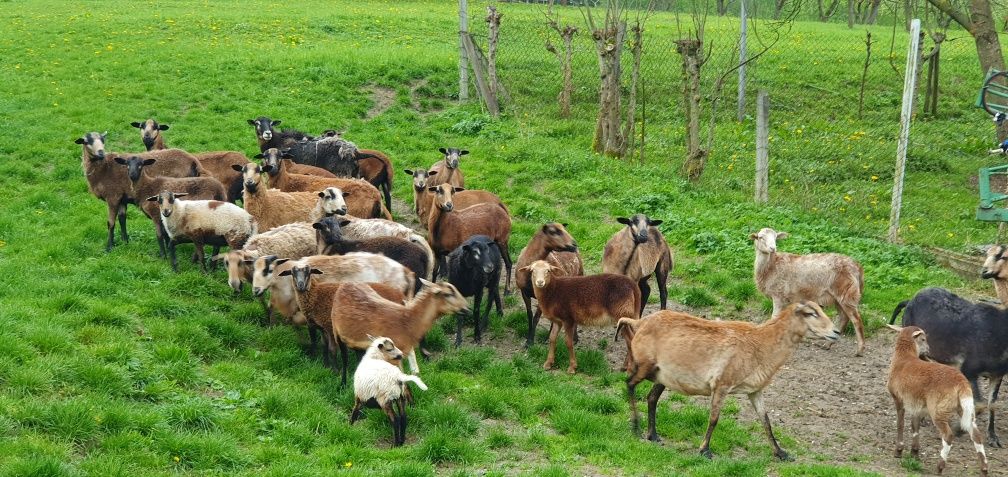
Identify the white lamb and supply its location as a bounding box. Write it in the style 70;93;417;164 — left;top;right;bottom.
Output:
350;336;427;447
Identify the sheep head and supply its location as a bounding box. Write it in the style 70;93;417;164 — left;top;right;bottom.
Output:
75;131;108;161
417;279;468;314
404;168;436;190
251;255;289;296
438;147;468;169
113;156;156;183
887;325;930;359
254;148;294;177
523;260;558;289
539;222;578;253
365;336;405;362
312;216;350;246
145;190;188;218
213;250;255;294
233;163;264;194
317;187;349;216
130;119;168;151
749;227;788;254
428;183;465;212
982;245;1008;280
248;116;279;142
461;238;496;275
278;261;322;293
617;214;662;245
787;301;840;343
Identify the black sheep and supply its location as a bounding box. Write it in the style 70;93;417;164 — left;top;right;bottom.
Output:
312;216;428;292
891;286;1008;447
446;235;503;347
248;116;360;177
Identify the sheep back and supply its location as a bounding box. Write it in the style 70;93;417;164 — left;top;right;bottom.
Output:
602;226;673;281
243;188;320;231
756;251;863;308
244;222;317;259
536;273;640;327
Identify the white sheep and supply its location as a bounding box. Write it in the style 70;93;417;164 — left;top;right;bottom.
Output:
148;191;256;272
750;227;866;356
213;221;317;294
350;336;428;447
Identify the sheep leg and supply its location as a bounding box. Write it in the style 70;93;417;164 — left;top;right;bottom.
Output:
381;401;400;447
105;202;118;252
168;239;179;272
117;201;129;243
637;278;651;316
564;323;577;374
626;367;649;437
338;338;350;388
910;414;922;458
455;311;465;348
699;388;727;459
987;375;1003;447
543;321;561;370
349;398;364;424
969;415;990;476
491;279;503;315
893;397;906;457
655;261;669;310
382;181;392;212
935;419;954;475
307;324;320;356
645;383;666;442
748;391;791;461
473;286;485;344
407;349;420;375
396;394;408;445
522;290;536;348
209;245;221;271
500;243;513;296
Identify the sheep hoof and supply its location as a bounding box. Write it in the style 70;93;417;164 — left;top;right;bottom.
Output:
774;450;792;462
699;447;712;459
543;362;553;370
936;460;945;474
990;434;1002;448
893;448;903;458
647;433;662;444
420;348;433;359
566;367;577;374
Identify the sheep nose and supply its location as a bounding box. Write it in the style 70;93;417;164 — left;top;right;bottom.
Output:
96;151;105;159
337;207;347;215
443;203;453;212
262;131;272;140
229;279;242;293
252;287;265;296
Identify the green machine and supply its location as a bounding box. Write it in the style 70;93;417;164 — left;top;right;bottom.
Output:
976;70;1008;222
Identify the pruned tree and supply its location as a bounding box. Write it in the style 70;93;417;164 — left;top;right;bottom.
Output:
545;0;579;118
921;5;952;116
819;0;842;22
486;5;503;100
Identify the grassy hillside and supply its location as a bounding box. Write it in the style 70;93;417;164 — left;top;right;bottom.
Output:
0;0;999;475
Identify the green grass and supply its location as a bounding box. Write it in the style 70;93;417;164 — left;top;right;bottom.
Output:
0;0;1002;475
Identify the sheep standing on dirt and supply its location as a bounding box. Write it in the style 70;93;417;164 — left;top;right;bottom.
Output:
524;260;640;374
886;325;988;476
602;214;673;315
404;168;436;219
148;191;256;272
619;302;840;460
445;235;503;347
750;227;866;356
516;223;582;348
350;336;428;447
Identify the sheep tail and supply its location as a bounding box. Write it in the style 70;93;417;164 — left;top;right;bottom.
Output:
960;393;977;432
400;374;428;391
889;300;909;325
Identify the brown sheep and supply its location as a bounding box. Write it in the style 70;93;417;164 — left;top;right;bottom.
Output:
427;147;466;188
515;222;582;348
981;244;1008;304
523;260;640;374
404;167;437;218
233;163;341;231
331;280;469;380
114;156;226;258
602;214;673;315
426;185;512;293
619;302;840;460
313;216;430;289
421;184;507;225
75;132;205;251
750;227;866;356
257;149;390;219
887;325;988;476
254;148;337;178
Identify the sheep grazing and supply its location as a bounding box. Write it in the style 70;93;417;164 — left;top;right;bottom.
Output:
404;168;437;218
750;227;866;356
233;163;343;231
256;149;390;219
445;235;503;347
890;253;1008;447
602;214;673;315
254;147;336;178
887;325;989;476
279;263;407;368
75;132;205;251
523;260;640;374
130;119;250;202
331;280;469;379
620;302;840;460
427;147;466;188
516;222;582;348
115;156;226;258
350;336;427;447
147;191;256;272
319;130;395;211
312;216;431;288
426;184;512;292
248;116;360;177
213;221;317;294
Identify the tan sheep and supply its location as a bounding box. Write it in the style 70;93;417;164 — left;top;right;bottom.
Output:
234;163;340;231
602;214;673;315
427;147;466;188
257;149;390;219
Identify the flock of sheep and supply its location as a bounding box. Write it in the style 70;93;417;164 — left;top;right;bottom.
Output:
75;117;1008;475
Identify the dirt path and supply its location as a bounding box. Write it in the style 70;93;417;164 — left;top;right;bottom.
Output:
391;196;1002;476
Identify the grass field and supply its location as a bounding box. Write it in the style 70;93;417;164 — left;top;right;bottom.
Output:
0;0;1003;475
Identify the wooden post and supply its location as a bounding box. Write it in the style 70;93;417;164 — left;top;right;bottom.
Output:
755;90;769;203
459;0;469;102
738;0;748;122
462;34;500;116
888;18;922;243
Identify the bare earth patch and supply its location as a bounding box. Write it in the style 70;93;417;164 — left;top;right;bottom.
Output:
365;84;396;119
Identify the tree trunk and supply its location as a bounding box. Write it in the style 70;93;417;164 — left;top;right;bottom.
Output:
865;0;882;24
774;0;785;19
677;39;706;181
623;24;644;158
591;21;627;157
846;0;855;27
717;0;728;15
818;0;841;21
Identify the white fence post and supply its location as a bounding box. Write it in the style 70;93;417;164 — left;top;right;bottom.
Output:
887;18;922;243
459;0;469;101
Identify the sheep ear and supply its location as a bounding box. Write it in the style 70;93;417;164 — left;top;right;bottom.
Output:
310;268;323;275
561;223;569;228
427;186;438;192
247;119;257;126
261;165;274;172
312;221;324;230
272;120;281;126
231;164;244;172
776;232;789;240
616;217;631;225
280;149;294;159
174;193;188;198
253;153;264;159
460;150;469;155
403;169;414;175
114;157;128;165
338;219;351;227
427;170;437;176
517;265;532;271
242;259;254;265
74;137;86;144
143;159;157;166
453;187;465;192
277;269;292;277
912;330;925;338
274;258;289;266
748;233;759;241
885;324;903;333
419;278;435;288
146;196;159;202
438;147;448;155
158;124;170;131
317;191;326;198
342;192;350;198
647;219;663;226
210;254;224;262
130;121;142;128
